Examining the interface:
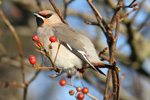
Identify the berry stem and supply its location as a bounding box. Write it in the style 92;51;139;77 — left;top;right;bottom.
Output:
87;93;100;100
53;40;61;64
70;78;73;86
77;75;84;87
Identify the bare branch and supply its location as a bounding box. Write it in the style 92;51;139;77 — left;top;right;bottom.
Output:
120;7;139;22
0;81;25;88
49;0;68;25
87;0;112;39
63;0;75;18
104;70;112;100
131;0;146;23
84;20;99;26
99;47;108;55
0;6;26;85
87;93;100;100
35;0;43;10
27;70;41;84
119;73;125;83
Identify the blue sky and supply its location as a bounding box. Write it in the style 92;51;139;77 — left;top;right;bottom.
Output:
26;0;150;100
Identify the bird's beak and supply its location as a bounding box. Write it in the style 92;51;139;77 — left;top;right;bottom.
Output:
33;13;44;20
33;13;39;17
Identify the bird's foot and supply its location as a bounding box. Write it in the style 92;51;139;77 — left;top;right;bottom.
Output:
48;70;62;78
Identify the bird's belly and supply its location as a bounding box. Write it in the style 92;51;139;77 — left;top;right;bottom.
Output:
43;42;83;74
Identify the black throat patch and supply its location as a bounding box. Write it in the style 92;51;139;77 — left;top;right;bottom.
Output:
36;17;44;26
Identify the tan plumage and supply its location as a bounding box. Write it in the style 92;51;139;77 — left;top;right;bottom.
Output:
34;10;106;75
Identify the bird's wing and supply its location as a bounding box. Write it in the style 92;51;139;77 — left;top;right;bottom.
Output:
52;23;106;76
52;23;86;52
62;41;106;76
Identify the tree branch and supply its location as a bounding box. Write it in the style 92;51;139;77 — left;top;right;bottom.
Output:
49;0;68;25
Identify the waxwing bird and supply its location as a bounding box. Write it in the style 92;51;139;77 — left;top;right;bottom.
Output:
34;10;107;76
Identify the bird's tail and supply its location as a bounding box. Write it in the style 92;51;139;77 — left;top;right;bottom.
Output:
96;68;106;76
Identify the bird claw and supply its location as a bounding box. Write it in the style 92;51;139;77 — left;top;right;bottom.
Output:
48;70;62;78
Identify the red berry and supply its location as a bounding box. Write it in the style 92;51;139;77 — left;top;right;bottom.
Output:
29;55;36;65
29;55;36;60
82;87;89;94
76;87;82;92
59;79;66;86
69;90;75;95
37;42;43;47
49;36;56;42
77;93;85;99
32;35;39;42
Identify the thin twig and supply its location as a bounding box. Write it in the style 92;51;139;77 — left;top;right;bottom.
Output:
84;20;99;26
128;0;136;7
23;87;28;100
138;13;150;31
77;75;84;87
99;54;110;61
35;0;43;10
27;70;41;84
131;0;145;23
119;73;125;83
63;0;74;18
49;0;68;25
120;3;137;8
110;0;123;31
54;41;61;64
109;92;116;98
87;93;100;100
87;0;111;38
0;5;25;84
112;1;123;100
104;70;112;100
34;64;54;70
120;7;139;22
0;6;27;100
91;62;115;70
0;81;25;88
99;47;108;55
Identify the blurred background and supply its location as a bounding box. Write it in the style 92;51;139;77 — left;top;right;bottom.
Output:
0;0;150;100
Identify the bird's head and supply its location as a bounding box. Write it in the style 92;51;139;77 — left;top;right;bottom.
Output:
34;10;62;27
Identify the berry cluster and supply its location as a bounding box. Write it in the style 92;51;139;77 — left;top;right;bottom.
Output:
29;35;57;65
30;35;96;100
59;79;89;100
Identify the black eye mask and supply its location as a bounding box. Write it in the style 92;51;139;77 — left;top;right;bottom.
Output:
39;14;53;18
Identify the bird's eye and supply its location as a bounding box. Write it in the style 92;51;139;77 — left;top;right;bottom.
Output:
39;14;53;18
45;14;52;18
